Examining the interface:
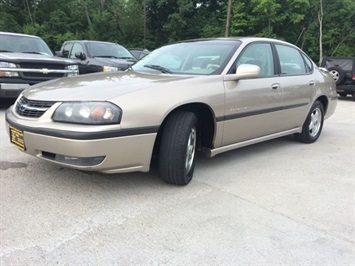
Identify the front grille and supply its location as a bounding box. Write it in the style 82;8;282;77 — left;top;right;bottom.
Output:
15;96;55;118
19;63;66;79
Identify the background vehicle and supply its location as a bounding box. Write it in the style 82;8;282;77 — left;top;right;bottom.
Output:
321;56;355;100
56;40;136;74
129;48;150;60
0;32;79;99
6;37;337;186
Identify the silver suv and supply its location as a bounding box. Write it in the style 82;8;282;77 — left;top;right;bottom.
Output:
0;32;79;99
321;57;355;100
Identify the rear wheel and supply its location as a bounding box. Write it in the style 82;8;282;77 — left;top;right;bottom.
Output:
159;111;198;185
295;101;324;143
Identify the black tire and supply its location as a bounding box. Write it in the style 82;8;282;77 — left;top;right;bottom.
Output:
295;101;324;143
338;92;347;97
159;111;198;185
328;67;345;85
352;93;355;101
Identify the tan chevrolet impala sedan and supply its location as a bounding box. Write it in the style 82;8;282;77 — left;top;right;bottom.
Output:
5;37;338;185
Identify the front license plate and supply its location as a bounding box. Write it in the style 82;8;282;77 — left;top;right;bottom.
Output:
9;126;26;151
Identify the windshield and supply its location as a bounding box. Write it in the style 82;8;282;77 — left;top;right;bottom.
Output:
0;34;53;55
86;42;135;59
132;40;241;75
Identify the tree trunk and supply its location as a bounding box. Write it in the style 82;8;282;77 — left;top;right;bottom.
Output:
101;0;106;12
225;0;232;37
82;0;92;26
318;0;323;65
143;0;147;49
24;0;33;25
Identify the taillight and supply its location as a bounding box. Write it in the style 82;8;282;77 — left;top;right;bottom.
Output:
352;74;355;80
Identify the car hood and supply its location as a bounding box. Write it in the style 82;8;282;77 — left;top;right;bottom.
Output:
91;57;136;67
22;71;197;101
0;52;76;64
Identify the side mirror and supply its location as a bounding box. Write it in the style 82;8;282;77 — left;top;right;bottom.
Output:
55;51;63;57
75;52;86;60
224;64;260;81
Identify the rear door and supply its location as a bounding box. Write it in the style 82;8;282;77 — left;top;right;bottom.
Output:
274;44;315;129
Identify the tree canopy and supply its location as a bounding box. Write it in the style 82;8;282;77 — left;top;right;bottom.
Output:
0;0;354;62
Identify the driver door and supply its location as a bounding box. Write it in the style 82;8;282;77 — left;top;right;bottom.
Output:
222;42;284;146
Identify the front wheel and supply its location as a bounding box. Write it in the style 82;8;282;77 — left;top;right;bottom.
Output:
159;111;198;185
295;101;324;143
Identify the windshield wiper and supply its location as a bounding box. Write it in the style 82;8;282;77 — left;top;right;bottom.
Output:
118;56;135;60
22;51;43;54
144;64;173;74
95;55;135;60
0;50;13;52
93;55;118;59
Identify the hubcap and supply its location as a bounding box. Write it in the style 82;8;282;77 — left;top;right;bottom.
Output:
329;70;339;82
185;127;196;174
309;107;322;137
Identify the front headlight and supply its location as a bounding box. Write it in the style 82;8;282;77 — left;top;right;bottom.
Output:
103;66;119;72
65;64;79;76
52;102;122;125
0;61;19;77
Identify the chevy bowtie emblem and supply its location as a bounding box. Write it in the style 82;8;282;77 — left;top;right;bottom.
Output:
19;104;28;112
41;68;49;74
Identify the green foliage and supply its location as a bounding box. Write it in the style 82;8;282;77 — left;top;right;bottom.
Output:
302;0;355;61
0;0;353;58
0;11;22;33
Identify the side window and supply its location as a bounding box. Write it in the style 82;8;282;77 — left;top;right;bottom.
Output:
230;43;274;77
69;43;84;59
302;53;313;73
62;43;73;58
275;44;308;75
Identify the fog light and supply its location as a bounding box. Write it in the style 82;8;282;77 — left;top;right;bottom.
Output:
52;154;105;166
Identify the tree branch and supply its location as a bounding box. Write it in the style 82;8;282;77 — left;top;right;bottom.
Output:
331;29;354;56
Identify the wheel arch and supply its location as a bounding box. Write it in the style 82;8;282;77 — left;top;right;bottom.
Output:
153;103;216;156
316;95;328;114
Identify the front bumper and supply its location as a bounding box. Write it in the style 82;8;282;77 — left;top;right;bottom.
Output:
6;107;157;174
0;83;30;98
337;84;355;93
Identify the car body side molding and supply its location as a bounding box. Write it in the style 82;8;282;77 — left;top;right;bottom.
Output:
216;102;308;122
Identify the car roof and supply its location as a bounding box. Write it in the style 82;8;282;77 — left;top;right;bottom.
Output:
0;31;41;39
173;37;298;48
64;40;121;45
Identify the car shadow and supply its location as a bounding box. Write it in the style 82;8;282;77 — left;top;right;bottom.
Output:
194;135;296;167
105;135;296;187
337;95;354;101
40;135;297;189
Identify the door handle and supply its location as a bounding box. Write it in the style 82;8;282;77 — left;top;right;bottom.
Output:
271;83;280;90
309;80;315;86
